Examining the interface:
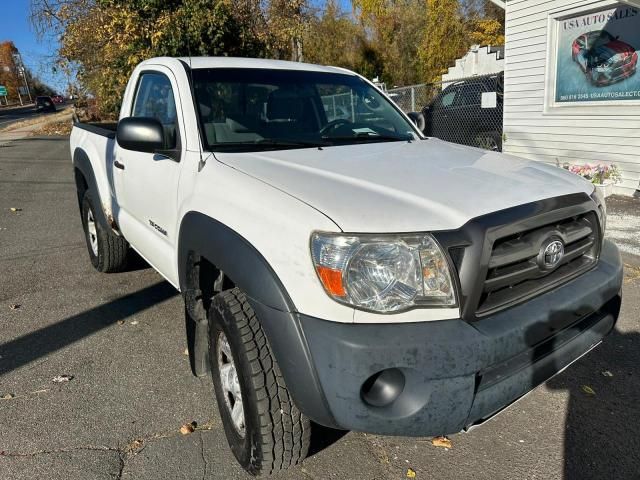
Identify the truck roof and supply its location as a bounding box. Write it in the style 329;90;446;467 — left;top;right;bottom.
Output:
141;56;354;75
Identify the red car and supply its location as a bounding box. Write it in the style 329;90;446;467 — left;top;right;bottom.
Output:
51;94;65;104
572;30;638;86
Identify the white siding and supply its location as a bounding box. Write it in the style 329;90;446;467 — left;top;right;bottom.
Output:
503;0;640;195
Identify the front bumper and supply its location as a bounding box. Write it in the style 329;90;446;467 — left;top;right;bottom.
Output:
291;239;622;435
593;64;637;86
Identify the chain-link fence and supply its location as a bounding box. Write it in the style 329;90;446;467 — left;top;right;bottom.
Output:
387;72;504;151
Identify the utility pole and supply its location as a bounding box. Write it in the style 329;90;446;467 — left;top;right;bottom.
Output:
13;53;32;104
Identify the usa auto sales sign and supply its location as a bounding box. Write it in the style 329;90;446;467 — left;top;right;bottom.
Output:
554;5;640;103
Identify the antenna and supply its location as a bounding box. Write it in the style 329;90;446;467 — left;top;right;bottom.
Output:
185;37;206;171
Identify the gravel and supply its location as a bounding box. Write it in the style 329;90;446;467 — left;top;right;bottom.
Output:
605;195;640;258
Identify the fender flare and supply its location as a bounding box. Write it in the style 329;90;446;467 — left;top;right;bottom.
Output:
177;211;294;311
72;147;111;230
177;211;338;427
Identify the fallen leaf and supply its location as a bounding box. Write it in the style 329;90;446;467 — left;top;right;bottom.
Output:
117;320;125;326
9;207;22;213
407;468;417;478
183;348;189;356
431;436;452;449
180;422;196;435
581;385;596;395
1;393;15;400
601;370;614;377
127;439;144;453
52;374;74;383
9;304;21;310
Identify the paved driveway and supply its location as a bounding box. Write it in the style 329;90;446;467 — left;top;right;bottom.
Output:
1;137;639;480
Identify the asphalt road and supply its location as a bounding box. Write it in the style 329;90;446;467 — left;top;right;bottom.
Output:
0;104;50;130
1;137;639;480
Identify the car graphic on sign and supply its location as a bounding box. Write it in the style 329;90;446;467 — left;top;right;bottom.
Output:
572;30;638;86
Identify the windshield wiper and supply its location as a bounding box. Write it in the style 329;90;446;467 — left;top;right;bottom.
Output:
255;138;329;148
211;138;329;152
321;133;413;143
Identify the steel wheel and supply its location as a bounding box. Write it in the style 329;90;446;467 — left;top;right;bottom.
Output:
217;331;245;437
86;208;98;256
208;288;311;475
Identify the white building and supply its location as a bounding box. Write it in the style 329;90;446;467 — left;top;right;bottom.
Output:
499;0;640;195
441;44;505;83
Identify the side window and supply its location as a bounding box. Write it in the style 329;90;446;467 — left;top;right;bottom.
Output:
132;72;178;149
455;84;485;107
438;89;457;108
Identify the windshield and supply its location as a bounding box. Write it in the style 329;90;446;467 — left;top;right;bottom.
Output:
192;68;419;152
587;31;614;48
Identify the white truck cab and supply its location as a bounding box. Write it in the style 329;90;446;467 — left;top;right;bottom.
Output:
70;57;622;476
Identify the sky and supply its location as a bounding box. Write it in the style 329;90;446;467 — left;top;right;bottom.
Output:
1;0;65;92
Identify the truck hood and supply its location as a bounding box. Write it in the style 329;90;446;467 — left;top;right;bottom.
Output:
215;139;594;232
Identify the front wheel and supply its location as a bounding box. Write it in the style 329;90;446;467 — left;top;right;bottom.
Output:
475;132;502;152
209;288;311;476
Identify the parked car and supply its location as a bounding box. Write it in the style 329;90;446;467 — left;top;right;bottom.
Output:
70;57;621;476
35;96;56;112
51;94;65;104
421;72;503;151
572;30;638;86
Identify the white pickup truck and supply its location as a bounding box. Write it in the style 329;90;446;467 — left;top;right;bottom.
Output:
70;57;623;476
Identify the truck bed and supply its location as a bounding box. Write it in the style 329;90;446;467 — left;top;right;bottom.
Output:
73;121;118;139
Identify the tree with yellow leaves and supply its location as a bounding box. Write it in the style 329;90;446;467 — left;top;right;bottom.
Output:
352;0;429;86
0;42;21;101
419;0;468;82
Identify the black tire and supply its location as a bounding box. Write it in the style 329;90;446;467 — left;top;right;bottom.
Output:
81;190;128;273
474;132;502;152
209;288;311;476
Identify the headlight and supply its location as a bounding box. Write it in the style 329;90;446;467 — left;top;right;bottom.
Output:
591;185;607;234
311;232;457;313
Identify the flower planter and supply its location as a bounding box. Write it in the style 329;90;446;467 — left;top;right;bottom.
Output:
594;180;615;198
564;164;621;195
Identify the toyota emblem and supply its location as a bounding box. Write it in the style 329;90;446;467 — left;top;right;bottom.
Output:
538;238;565;270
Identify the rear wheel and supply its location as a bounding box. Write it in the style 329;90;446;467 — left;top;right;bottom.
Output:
475;132;501;152
81;190;129;272
209;288;311;476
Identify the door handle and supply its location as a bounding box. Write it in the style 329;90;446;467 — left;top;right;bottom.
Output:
114;160;125;170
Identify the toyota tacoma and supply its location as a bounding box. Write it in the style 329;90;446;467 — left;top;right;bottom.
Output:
70;57;622;476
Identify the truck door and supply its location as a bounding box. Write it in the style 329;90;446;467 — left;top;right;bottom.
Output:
428;87;459;142
452;82;487;147
114;67;185;283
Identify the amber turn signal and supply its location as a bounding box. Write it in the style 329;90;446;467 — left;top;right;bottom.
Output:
316;266;346;297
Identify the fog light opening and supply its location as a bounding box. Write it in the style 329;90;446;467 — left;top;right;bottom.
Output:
361;368;405;408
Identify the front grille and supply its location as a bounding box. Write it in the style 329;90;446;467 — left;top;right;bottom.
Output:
476;212;600;316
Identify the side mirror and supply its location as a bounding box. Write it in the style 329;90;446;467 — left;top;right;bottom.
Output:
116;117;165;153
407;111;426;132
